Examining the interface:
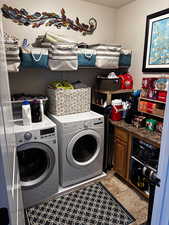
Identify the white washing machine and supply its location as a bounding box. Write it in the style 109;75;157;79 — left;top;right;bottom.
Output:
14;116;59;208
49;111;104;187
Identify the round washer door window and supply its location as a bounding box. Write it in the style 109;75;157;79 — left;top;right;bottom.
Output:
17;142;55;188
67;130;101;168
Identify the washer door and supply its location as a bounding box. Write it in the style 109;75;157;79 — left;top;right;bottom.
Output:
67;130;101;168
17;142;55;188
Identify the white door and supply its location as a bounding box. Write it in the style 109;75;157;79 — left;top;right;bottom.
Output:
0;12;25;225
151;87;169;225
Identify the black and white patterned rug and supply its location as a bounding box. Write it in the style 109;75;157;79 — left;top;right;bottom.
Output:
26;182;135;225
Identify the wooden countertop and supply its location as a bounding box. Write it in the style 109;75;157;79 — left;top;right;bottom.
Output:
109;119;161;148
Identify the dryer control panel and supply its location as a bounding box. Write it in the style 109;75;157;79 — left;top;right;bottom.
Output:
63;117;104;134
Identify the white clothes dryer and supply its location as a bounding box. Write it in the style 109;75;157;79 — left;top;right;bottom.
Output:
14;116;59;208
48;111;104;187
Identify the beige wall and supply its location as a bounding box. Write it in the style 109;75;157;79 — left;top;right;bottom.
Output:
114;0;169;89
2;0;116;94
2;0;116;44
3;0;169;92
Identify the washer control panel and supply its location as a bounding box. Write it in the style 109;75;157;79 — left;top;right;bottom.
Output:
40;127;56;139
16;126;56;144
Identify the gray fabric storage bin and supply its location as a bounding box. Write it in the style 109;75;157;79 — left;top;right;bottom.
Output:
89;44;121;69
48;43;78;71
5;44;20;72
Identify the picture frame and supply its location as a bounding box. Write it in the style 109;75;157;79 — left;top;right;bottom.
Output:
142;8;169;72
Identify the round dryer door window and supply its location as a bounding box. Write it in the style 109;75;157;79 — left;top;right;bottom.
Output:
17;142;55;188
67;130;101;167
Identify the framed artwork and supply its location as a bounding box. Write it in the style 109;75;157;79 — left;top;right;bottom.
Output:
142;8;169;72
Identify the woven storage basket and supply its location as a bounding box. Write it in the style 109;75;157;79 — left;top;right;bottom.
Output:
48;87;91;116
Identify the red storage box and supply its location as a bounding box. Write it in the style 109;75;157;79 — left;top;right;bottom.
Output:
157;91;167;102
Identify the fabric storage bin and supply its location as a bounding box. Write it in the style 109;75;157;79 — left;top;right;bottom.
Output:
119;49;132;67
48;43;78;71
21;47;48;68
47;87;91;116
5;44;20;72
96;77;121;91
78;48;96;67
89;44;121;69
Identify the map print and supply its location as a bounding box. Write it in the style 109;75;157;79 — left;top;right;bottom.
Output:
149;17;169;65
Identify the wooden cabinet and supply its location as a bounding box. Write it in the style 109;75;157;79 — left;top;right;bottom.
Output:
113;127;129;179
110;120;161;199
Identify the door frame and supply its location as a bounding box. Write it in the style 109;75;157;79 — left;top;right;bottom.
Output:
0;11;25;225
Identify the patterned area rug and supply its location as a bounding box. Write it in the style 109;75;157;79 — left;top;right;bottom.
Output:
26;182;135;225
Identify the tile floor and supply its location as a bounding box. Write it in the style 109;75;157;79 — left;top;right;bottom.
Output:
100;171;148;225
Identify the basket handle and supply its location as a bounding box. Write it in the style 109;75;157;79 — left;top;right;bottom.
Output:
85;53;92;59
31;49;43;62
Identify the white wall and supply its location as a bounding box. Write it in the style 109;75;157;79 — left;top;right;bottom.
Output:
2;0;116;45
114;0;169;89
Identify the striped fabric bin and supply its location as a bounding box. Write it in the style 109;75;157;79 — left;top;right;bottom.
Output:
89;44;121;69
48;43;78;71
5;44;20;72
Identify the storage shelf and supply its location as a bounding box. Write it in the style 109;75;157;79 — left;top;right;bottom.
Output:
94;89;134;95
138;110;164;119
131;156;157;172
93;89;133;106
11;97;48;103
92;103;105;108
79;66;129;69
140;97;165;104
8;66;130;73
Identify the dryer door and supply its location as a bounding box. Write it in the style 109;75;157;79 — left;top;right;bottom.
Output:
67;129;101;168
17;142;55;188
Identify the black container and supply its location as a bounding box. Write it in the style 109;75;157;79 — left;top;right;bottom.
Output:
31;100;42;123
96;76;121;91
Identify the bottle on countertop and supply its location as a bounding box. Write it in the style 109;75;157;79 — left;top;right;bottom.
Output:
22;100;32;126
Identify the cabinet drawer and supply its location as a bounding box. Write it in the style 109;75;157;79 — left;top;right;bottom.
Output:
114;127;128;142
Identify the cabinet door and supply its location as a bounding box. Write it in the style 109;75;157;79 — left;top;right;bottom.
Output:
113;137;128;179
